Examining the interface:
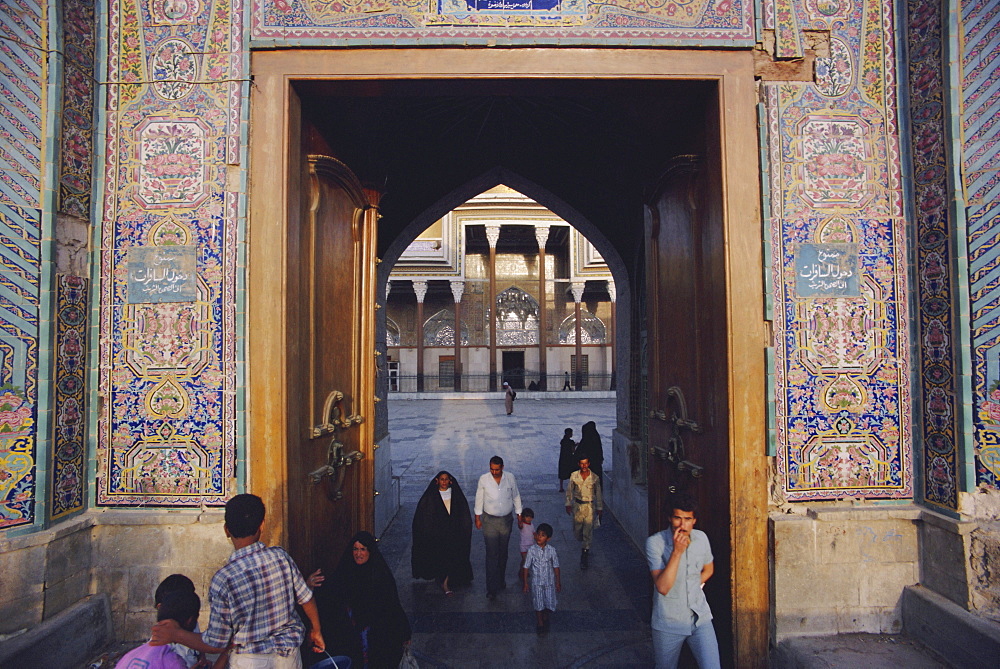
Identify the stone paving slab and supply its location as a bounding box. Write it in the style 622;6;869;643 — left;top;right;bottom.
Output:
381;398;654;668
772;633;951;669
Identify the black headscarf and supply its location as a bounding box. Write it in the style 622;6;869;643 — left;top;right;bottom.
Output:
315;531;411;668
576;421;605;479
559;429;577;481
411;471;474;586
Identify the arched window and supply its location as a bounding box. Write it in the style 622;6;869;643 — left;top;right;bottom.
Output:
559;310;606;344
424;309;469;346
386;317;401;346
495;287;539;346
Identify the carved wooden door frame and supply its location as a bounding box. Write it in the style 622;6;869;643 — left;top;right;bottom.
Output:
247;48;767;665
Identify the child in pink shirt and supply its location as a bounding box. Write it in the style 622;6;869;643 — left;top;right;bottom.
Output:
518;507;536;588
117;590;200;669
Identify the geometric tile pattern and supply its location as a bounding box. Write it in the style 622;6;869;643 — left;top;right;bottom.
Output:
50;276;88;519
251;0;754;45
0;1;45;529
0;2;44;211
766;0;913;500
964;0;1000;491
57;0;97;220
905;0;960;509
96;0;243;505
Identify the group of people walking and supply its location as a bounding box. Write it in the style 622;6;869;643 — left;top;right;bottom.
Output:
407;419;608;642
135;416;720;669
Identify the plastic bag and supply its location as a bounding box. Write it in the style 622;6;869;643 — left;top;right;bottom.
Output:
399;645;419;669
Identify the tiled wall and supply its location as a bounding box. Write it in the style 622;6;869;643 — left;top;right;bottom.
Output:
250;0;755;45
904;0;962;510
95;0;245;506
963;0;1000;493
765;0;913;501
12;0;993;520
0;0;46;530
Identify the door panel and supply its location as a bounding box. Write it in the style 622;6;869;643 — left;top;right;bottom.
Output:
645;155;732;663
287;155;378;574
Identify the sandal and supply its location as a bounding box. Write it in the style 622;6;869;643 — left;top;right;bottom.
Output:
444;590;454;596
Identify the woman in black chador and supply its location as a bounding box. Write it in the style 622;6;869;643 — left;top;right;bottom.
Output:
558;428;577;492
314;531;411;668
576;421;605;482
411;470;474;595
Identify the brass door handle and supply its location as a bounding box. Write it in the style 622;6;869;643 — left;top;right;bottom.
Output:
311;390;363;439
650;386;702;467
308;390;365;501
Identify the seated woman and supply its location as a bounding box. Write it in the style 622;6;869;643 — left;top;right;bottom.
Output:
411;471;474;595
313;531;411;669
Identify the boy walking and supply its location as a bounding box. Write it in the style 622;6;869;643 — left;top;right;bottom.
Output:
645;493;720;669
153;493;324;668
521;523;560;634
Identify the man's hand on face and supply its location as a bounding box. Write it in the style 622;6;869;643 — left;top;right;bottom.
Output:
673;527;691;555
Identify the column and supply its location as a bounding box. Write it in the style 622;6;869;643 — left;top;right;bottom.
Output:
450;280;465;392
608;280;616;391
486;224;500;391
535;225;549;390
571;281;585;391
413;280;427;392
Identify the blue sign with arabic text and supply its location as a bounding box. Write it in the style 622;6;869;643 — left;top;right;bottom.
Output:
794;243;860;298
127;245;198;303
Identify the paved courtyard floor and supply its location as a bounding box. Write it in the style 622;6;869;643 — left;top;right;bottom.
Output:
381;397;656;668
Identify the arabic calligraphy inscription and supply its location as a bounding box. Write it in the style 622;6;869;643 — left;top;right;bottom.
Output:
795;243;860;298
127;245;198;303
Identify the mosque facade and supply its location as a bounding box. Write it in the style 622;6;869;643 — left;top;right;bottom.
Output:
386;188;616;393
0;0;998;662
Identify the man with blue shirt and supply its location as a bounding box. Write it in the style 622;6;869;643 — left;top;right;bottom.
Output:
645;493;721;669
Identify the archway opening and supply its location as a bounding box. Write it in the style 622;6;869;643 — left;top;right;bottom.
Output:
250;57;766;664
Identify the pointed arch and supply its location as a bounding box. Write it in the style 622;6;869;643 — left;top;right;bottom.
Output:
495;286;540;346
559;310;606;344
423;309;469;346
385;317;400;346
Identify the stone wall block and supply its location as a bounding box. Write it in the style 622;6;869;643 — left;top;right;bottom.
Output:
775;562;860;610
122;610;156;644
854;520;917;563
44;570;90;619
835;605;903;634
920;522;971;607
0;594;44;635
815;523;855;564
774;609;839;640
860;561;917;608
969;522;1000;620
45;525;92;585
772;515;816;566
54;214;90;276
163;523;230;569
92;567;129;617
93;525;173;568
126;566;174;612
0;544;46;603
817;520;915;565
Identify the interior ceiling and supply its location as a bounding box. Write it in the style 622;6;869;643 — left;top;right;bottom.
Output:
296;78;713;258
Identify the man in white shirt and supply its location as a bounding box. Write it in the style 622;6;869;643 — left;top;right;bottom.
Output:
474;455;523;599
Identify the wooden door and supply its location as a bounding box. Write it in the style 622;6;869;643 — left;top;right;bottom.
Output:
645;154;733;663
287;155;379;575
